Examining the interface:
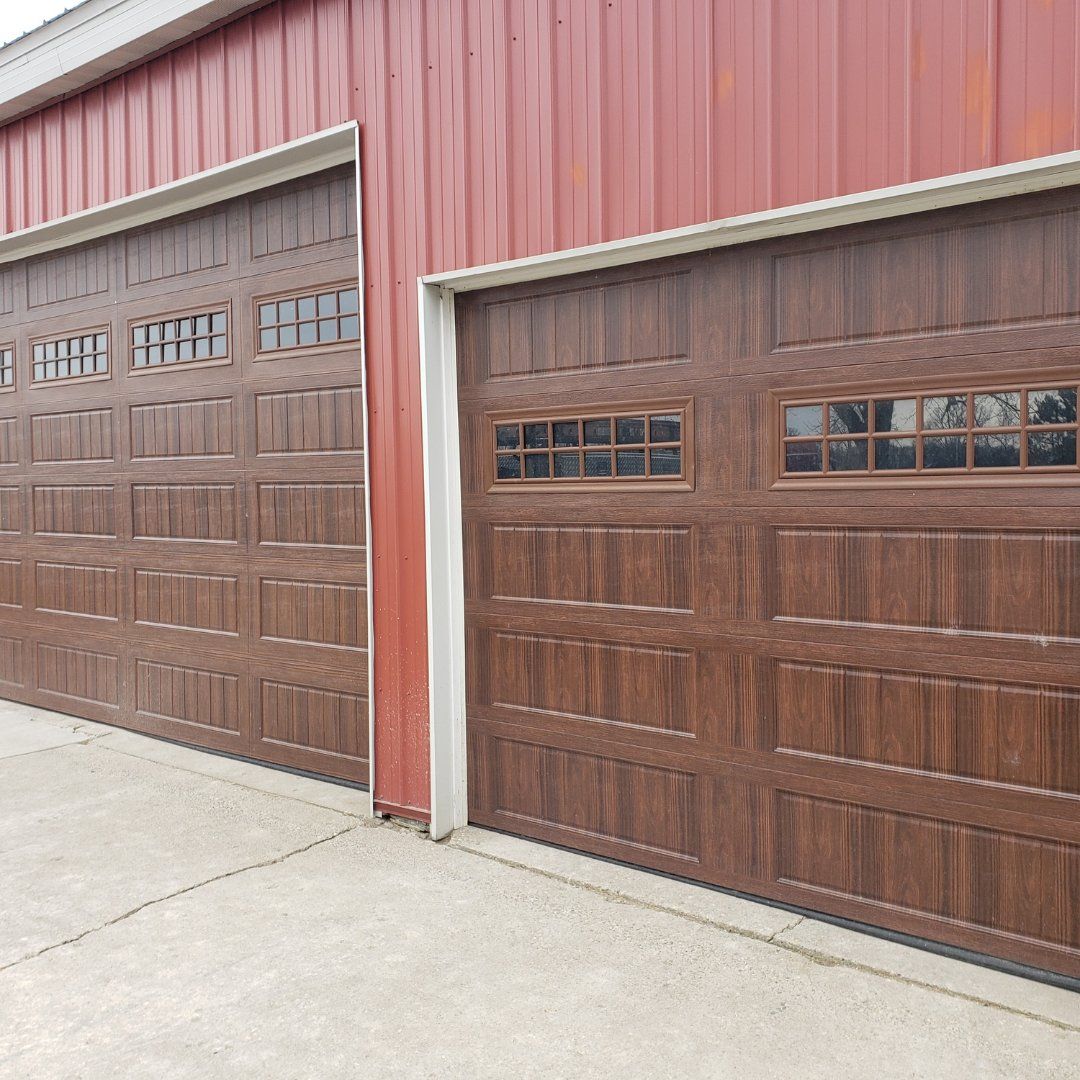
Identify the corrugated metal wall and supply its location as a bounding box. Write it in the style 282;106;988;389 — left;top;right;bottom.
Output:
4;0;1080;817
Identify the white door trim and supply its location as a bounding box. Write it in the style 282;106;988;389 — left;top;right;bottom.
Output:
1;121;376;816
418;145;1080;841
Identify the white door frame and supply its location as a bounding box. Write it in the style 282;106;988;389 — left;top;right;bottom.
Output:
0;121;377;816
418;145;1080;841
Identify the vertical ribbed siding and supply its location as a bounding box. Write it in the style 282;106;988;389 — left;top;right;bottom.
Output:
4;0;1080;817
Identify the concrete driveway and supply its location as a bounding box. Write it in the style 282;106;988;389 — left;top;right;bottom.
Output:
1;702;1077;1080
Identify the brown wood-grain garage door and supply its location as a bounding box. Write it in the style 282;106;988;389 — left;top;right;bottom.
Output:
0;166;368;783
458;185;1080;978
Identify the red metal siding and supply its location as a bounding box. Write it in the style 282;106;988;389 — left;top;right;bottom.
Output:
5;0;1080;818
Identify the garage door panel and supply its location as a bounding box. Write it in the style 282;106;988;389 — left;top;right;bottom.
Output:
456;257;707;387
130;644;251;742
753;655;1080;800
468;725;704;871
0;481;24;535
771;790;1080;961
251;658;368;775
787;196;1079;342
24;241;115;319
252;570;367;662
30;480;119;539
466;623;722;755
0;167;368;784
125;392;242;467
768;523;1080;645
29;634;123;718
0;631;26;695
0;413;21;467
250;477;366;560
130;476;246;547
31;557;121;626
122;205;239;298
132;564;245;643
28;404;117;466
240;170;358;273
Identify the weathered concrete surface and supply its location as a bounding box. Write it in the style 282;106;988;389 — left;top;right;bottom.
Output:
0;706;1077;1080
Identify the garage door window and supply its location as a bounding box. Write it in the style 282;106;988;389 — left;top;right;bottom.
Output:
493;406;688;485
256;285;360;354
131;309;228;369
31;330;109;383
0;345;13;390
781;384;1079;478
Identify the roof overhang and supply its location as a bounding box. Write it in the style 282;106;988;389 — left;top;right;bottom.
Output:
0;0;265;125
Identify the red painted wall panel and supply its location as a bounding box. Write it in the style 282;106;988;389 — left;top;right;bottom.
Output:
4;0;1080;817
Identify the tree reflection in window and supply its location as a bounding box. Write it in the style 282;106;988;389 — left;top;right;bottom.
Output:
782;384;1080;478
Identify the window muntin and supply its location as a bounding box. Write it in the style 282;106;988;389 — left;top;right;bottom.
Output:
32;331;108;383
257;286;360;353
781;383;1080;478
0;345;12;389
131;310;228;368
494;407;687;484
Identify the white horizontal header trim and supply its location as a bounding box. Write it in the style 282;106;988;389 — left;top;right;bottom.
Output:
0;0;260;123
0;122;357;265
423;147;1080;294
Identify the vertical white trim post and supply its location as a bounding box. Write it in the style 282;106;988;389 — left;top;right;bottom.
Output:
353;122;377;819
420;281;468;840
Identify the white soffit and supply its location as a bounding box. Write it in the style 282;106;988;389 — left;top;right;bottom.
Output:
0;0;262;124
422;148;1080;294
0;122;357;264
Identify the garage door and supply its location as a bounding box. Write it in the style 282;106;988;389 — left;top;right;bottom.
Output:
0;166;368;784
458;186;1080;978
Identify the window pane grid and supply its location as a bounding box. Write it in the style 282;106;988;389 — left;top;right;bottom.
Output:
783;384;1080;477
32;332;109;383
257;287;361;353
131;310;227;368
494;409;685;484
0;346;13;388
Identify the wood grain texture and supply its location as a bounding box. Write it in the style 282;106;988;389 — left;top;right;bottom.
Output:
27;243;110;308
0;635;22;687
459;189;1080;978
249;172;357;259
132;483;239;543
135;658;240;732
0;559;22;608
0;268;13;316
32;486;113;537
129;398;234;459
125;210;229;286
31;409;114;464
35;562;118;621
254;386;364;455
0;167;368;783
479;269;690;380
36;642;118;706
0;417;19;466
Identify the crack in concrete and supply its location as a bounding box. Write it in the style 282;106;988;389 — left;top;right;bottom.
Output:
450;840;1080;1036
0;822;360;976
766;914;805;942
